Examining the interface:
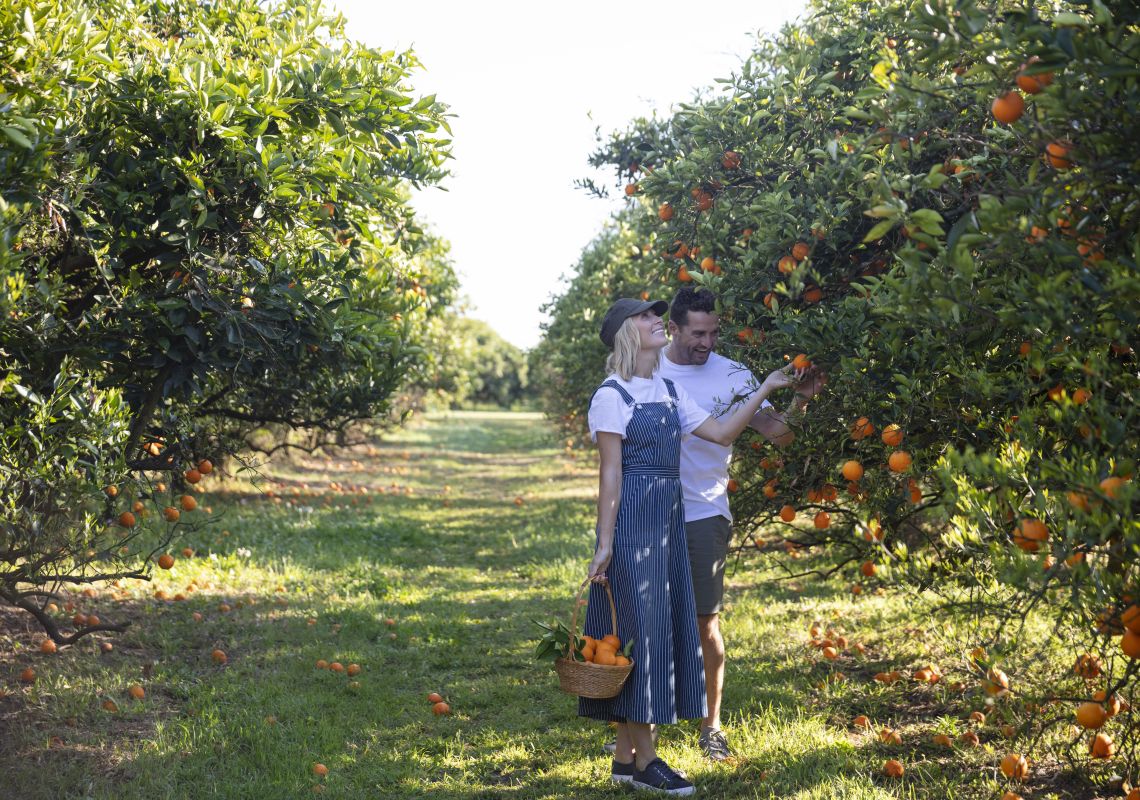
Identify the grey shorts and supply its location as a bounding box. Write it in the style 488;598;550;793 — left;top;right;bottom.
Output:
685;515;732;615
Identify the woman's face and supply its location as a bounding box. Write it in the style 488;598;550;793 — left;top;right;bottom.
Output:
632;310;667;350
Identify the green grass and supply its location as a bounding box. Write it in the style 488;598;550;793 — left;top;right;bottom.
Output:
0;411;1125;798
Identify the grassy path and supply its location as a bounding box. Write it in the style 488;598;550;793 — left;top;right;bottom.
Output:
0;412;1110;798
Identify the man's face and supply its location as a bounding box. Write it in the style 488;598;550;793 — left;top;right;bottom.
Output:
668;310;719;365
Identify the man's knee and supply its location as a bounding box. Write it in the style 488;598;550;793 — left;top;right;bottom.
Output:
697;613;722;644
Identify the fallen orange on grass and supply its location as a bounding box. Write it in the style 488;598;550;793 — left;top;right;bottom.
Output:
1000;753;1028;780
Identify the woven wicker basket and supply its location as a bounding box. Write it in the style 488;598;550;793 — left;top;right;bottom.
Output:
554;578;633;699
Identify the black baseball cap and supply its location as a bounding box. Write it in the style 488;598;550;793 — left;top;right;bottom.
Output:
599;298;669;348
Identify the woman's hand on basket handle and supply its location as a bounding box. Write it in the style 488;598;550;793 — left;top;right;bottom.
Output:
587;543;612;583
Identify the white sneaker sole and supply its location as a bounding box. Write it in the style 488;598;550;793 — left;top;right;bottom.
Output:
630;779;695;796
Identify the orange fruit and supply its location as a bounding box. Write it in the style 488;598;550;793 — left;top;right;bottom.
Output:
184;469;202;484
346;664;361;676
1012;518;1048;553
658;203;674;221
887;451;911;473
40;639;57;654
985;667;1010;696
821;646;838;659
625;183;638;196
1122;604;1140;634
777;255;797;273
613;655;630;666
211;649;227;664
791;241;810;261
853;715;871;729
779;505;796;522
813;511;830;529
19;667;36;683
1045;140;1073;170
880;424;904;447
432;701;451;715
882;759;904;778
157;554;175;569
128;684;145;700
959;731;980;748
851;417;874;440
933;733;953;747
721;150;741;170
1000;753;1028;779
162;506;180;522
1016;60;1053;94
763;479;778;499
1074;653;1101;678
313;763;329;777
316;659;328;669
1075;701;1107;729
860;561;876;578
1067;491;1091;512
791;353;811;370
601;634;621;650
593;650;617;666
1122;629;1140;659
427;692;444;703
1090;732;1114;759
991;91;1025;124
329;662;344;673
118;511;136;528
1071;388;1091;404
198;459;213;474
802;286;822;304
1099;476;1126;499
677;266;692;283
841;460;863;481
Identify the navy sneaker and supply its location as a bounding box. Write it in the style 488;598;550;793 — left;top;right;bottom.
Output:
611;758;635;784
698;727;732;761
631;758;695;796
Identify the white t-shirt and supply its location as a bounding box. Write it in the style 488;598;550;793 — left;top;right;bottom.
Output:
588;373;709;443
658;350;772;523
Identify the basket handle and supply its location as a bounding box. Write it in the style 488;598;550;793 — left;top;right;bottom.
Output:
565;577;620;659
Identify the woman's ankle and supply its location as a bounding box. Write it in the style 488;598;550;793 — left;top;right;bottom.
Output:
634;750;656;772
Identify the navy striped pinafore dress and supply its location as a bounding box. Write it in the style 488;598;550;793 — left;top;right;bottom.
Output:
579;378;707;725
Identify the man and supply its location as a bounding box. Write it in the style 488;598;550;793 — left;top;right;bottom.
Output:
658;286;820;760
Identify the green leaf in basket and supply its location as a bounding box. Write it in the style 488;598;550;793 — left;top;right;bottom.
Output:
622;640;634;658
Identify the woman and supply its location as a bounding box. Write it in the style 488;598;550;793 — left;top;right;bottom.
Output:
580;297;796;796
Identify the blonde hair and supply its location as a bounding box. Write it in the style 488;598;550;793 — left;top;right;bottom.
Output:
605;317;659;381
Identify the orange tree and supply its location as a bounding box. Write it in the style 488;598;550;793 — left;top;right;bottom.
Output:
530;208;676;443
543;0;1138;775
0;0;455;643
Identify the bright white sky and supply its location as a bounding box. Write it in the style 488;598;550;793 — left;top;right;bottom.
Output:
331;0;808;349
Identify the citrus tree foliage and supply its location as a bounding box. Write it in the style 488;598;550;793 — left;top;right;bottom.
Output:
531;208;673;434
544;0;1139;771
450;319;530;409
0;0;454;640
